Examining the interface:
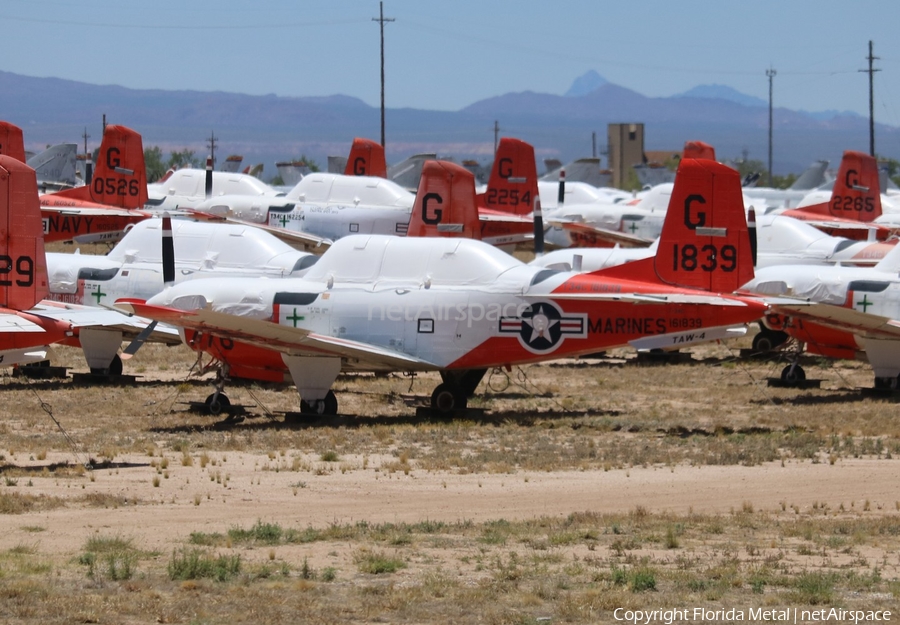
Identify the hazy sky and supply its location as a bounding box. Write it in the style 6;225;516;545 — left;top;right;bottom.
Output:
3;0;899;125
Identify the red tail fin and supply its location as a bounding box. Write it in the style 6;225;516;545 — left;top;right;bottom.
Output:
0;155;48;310
682;140;716;161
407;160;480;239
795;150;881;222
479;138;538;217
598;159;753;292
48;125;148;208
344;138;387;178
0;122;26;163
655;158;753;291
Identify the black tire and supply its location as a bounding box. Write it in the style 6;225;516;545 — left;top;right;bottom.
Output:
752;330;788;353
875;376;900;390
204;393;231;416
109;354;123;376
780;364;806;385
23;360;51;369
300;390;338;416
431;383;467;414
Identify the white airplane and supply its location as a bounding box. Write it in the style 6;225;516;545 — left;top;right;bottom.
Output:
43;217;316;374
116;157;771;416
743;241;900;388
741;159;831;210
768;150;895;241
533;213;896;273
190;137;541;252
146;162;284;211
0;153;181;371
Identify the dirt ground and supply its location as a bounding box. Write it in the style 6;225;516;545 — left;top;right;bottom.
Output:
0;342;898;623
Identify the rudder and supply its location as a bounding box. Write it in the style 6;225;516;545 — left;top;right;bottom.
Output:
479;138;538;217
654;158;753;292
49;125;148;208
407;160;479;239
0;155;48;310
0;122;26;163
344;138;387;178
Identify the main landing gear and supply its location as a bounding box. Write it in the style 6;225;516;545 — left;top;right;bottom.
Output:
752;327;789;353
300;390;338;416
203;365;232;416
780;363;806;385
429;369;487;414
873;375;900;390
90;354;124;376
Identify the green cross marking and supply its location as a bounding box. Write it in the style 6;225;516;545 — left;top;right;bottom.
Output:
92;287;107;305
628;221;638;233
856;294;873;312
286;308;305;327
278;214;290;227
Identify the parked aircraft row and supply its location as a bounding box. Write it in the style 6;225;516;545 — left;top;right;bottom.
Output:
4;118;900;415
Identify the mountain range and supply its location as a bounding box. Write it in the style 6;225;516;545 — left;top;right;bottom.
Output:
1;69;895;177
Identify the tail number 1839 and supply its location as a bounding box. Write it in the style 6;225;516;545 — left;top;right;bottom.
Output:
672;243;737;272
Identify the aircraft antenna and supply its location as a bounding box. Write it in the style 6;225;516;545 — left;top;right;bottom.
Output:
766;67;776;187
372;1;395;149
859;40;880;157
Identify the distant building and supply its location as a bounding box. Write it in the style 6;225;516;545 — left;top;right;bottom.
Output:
607;123;645;189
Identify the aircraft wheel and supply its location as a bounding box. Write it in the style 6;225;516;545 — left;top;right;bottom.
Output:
431;383;467;414
876;376;900;390
204;393;231;416
109;354;124;376
780;364;806;385
752;330;788;353
300;391;338;416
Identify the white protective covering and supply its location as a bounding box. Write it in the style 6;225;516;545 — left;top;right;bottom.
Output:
107;218;311;273
148;169;281;199
285;173;414;209
302;235;529;291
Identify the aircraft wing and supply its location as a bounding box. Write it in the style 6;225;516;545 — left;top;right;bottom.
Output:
770;301;900;341
0;313;46;333
543;292;757;307
31;301;182;345
547;219;654;248
114;300;439;370
186;211;332;253
794;218;880;234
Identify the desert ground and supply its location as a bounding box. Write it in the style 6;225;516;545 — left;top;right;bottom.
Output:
0;338;898;624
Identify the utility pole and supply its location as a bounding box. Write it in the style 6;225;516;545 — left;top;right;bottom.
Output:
372;1;394;149
859;40;880;157
766;67;776;187
82;127;90;156
207;130;219;168
592;131;597;159
493;120;500;154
